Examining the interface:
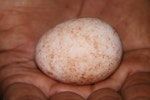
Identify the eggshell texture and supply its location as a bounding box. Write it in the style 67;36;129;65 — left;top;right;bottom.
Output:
35;18;122;85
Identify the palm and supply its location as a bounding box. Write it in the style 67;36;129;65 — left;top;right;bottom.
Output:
0;0;150;100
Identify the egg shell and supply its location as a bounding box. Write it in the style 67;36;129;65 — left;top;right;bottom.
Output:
35;18;122;85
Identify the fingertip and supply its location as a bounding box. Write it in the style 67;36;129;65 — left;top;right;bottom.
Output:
3;83;47;100
88;88;122;100
50;91;85;100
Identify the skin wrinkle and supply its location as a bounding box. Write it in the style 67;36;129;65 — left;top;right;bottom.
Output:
0;0;53;9
0;27;36;59
0;11;29;31
0;60;34;71
0;50;33;69
79;0;110;17
76;0;85;17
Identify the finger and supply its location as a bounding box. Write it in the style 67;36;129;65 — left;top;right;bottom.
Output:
50;83;91;98
50;91;85;100
88;88;122;100
121;72;150;100
0;64;57;97
3;82;47;100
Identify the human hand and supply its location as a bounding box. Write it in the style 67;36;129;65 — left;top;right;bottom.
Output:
0;0;150;100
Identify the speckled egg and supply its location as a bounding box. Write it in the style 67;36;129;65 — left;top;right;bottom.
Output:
35;18;122;85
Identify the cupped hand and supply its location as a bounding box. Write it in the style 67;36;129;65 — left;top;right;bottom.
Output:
0;0;150;100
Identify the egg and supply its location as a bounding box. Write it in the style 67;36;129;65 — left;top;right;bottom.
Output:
35;18;122;85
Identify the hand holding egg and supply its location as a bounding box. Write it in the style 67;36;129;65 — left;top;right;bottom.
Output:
35;18;122;85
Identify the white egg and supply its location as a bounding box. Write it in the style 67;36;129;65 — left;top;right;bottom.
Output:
35;18;122;85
